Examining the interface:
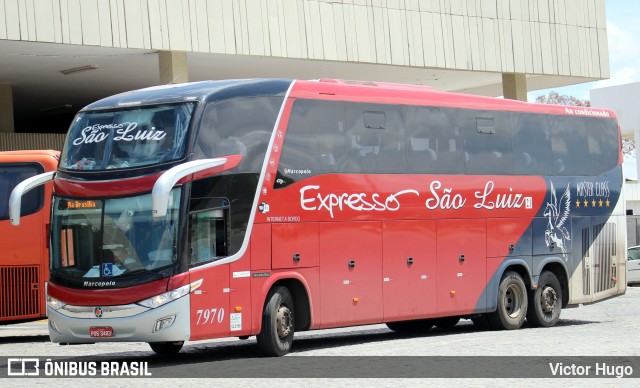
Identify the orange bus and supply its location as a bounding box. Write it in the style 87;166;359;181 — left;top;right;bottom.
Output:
0;150;58;323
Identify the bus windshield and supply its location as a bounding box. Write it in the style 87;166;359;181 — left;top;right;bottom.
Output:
50;188;181;280
60;103;196;171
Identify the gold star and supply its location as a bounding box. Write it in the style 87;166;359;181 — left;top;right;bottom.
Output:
584;199;588;207
592;199;596;207
599;199;603;207
606;199;610;207
576;199;581;207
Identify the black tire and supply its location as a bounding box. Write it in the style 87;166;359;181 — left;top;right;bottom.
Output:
433;317;460;329
256;286;295;356
386;319;434;333
487;271;528;330
527;271;562;327
149;341;183;354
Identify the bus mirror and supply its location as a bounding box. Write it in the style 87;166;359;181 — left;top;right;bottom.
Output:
9;171;55;226
152;158;228;218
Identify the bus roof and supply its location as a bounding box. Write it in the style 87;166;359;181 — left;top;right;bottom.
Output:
81;79;293;111
80;78;617;120
292;79;618;119
0;149;59;158
0;149;59;169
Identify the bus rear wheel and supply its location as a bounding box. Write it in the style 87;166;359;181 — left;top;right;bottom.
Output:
256;286;295;356
149;341;184;354
527;271;562;327
386;319;433;333
488;271;527;330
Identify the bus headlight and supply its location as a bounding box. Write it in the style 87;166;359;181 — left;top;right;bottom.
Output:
47;295;65;310
137;283;191;309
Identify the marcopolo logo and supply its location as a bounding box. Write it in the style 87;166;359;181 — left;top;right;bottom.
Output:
284;168;311;175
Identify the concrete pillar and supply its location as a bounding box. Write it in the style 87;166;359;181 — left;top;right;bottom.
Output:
158;51;189;85
502;73;528;101
0;84;15;132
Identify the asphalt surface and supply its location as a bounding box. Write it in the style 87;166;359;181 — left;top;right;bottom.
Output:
1;286;639;386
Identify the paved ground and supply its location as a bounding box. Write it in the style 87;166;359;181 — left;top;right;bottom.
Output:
1;286;639;386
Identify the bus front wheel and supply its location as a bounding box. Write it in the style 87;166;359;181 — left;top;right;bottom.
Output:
149;341;184;354
526;271;562;327
257;285;295;356
488;271;527;330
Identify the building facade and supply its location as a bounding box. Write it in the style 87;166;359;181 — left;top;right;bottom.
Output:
0;0;610;147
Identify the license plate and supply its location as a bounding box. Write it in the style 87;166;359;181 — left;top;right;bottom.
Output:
89;327;113;338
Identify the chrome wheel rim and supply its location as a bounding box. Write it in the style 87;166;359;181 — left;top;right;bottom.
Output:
504;283;524;318
276;304;292;338
540;286;558;314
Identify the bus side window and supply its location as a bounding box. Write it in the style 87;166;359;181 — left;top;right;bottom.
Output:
461;111;514;175
587;118;619;175
277;99;346;187
195;97;281;174
188;208;228;266
0;164;44;220
345;104;406;174
405;106;463;174
550;116;590;176
513;113;553;175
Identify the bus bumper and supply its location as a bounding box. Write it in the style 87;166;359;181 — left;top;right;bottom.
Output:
47;294;191;343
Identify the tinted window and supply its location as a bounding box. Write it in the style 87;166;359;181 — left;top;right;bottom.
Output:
0;164;44;220
460;111;514;175
277;100;618;180
404;106;464;174
195;96;283;173
61;103;195;171
190;175;256;256
549;116;590;176
187;197;229;266
512;113;553;175
277;99;348;186
277;100;409;187
587;118;619;174
344;103;406;174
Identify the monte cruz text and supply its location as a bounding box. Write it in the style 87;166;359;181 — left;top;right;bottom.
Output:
299;180;534;218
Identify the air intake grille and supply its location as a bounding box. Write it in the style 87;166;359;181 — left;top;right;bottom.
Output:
581;227;591;295
592;223;617;294
0;266;41;321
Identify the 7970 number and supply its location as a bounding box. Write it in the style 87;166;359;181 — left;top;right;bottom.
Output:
195;308;225;325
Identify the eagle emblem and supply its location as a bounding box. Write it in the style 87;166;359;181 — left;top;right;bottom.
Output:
544;181;571;259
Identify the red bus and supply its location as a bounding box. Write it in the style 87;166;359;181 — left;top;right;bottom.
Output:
10;79;626;355
1;150;58;323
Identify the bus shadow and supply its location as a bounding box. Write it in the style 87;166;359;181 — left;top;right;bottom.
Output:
0;334;50;344
78;317;600;368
